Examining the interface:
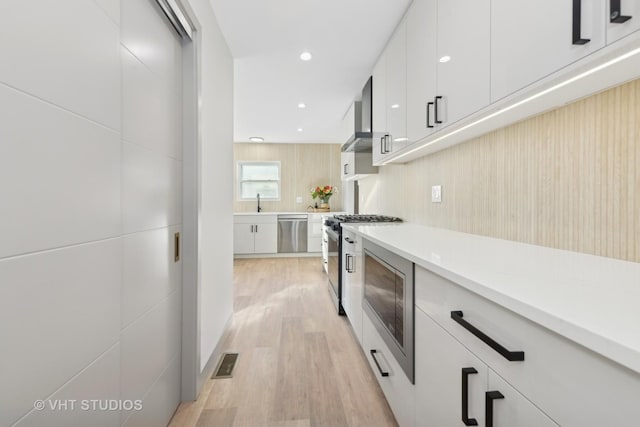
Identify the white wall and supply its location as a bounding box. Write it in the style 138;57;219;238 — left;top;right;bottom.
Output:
0;0;234;425
185;0;235;378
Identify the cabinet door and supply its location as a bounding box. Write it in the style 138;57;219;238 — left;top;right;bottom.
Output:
253;222;277;254
233;223;255;254
491;0;606;102
487;371;558;427
607;0;640;44
385;19;408;152
406;0;438;143
437;0;491;126
416;308;488;427
372;53;387;135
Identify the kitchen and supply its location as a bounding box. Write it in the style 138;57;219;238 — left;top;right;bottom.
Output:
2;0;639;427
222;0;640;425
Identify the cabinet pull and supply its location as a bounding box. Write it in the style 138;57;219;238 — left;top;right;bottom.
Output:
346;254;355;273
434;95;443;124
572;0;591;44
344;164;348;175
380;136;386;154
250;225;254;233
383;134;390;154
255;224;258;233
344;237;355;244
485;391;504;427
461;368;479;426
174;232;180;262
610;0;632;23
369;349;389;377
427;102;435;128
451;311;525;362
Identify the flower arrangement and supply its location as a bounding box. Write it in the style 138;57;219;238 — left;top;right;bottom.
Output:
311;185;337;203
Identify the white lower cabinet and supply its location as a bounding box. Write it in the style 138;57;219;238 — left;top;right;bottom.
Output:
415;265;640;426
415;308;557;427
363;312;415;427
307;213;323;253
233;214;277;254
342;229;363;344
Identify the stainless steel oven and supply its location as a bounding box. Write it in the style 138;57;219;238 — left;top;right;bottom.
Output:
326;227;343;314
363;238;414;383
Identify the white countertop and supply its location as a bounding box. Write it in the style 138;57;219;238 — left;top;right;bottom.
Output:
234;211;341;216
343;223;640;375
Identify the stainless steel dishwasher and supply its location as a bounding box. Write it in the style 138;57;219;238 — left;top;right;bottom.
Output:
277;214;308;253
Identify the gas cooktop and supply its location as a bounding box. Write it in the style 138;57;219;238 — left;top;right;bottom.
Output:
331;214;403;223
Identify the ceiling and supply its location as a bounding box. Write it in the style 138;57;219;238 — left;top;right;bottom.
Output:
208;0;412;143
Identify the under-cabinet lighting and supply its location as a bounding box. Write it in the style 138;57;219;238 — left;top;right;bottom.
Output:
382;45;640;165
249;137;264;142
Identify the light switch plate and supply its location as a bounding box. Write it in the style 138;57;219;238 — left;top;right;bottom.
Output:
296;196;303;203
431;185;442;203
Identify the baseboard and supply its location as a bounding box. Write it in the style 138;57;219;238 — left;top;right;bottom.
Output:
196;313;233;398
234;252;321;259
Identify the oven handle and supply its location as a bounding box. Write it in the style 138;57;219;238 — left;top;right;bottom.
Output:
369;349;390;377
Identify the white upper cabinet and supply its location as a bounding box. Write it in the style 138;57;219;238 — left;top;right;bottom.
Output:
385;19;409;153
437;0;491;126
406;0;490;140
372;53;387;166
607;0;640;43
491;0;606;102
406;0;437;143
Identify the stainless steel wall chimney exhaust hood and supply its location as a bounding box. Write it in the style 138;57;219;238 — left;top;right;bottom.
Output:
341;76;373;153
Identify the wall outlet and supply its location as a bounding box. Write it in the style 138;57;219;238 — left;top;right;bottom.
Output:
296;196;303;204
431;185;442;203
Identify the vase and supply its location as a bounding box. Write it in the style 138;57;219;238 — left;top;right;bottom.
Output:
319;197;330;209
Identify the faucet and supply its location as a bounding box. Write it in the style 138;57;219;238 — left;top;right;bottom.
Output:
257;193;262;212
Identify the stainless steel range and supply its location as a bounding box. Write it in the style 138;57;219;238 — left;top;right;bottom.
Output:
324;214;402;314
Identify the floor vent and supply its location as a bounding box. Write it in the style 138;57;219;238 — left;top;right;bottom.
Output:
212;353;239;379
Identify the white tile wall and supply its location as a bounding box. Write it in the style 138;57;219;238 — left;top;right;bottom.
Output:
13;344;121;427
0;239;122;426
0;84;121;259
0;0;121;130
122;142;182;234
121;226;182;328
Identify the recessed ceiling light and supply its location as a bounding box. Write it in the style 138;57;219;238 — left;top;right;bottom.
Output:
298;103;306;109
297;128;303;132
249;137;264;142
439;55;451;63
391;104;400;109
300;51;312;61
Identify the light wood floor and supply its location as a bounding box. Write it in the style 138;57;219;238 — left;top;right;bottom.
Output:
169;257;398;427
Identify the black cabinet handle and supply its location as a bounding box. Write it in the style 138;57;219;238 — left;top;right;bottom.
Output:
370;349;389;377
250;225;254;233
610;0;632;23
344;237;354;244
426;102;434;128
451;311;525;361
344;164;349;175
461;368;479;426
255;224;258;233
573;0;591;44
435;95;443;124
485;391;504;427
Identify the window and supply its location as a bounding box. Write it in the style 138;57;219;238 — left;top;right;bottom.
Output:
237;161;281;200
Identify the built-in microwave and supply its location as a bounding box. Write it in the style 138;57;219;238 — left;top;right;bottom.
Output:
362;238;415;383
